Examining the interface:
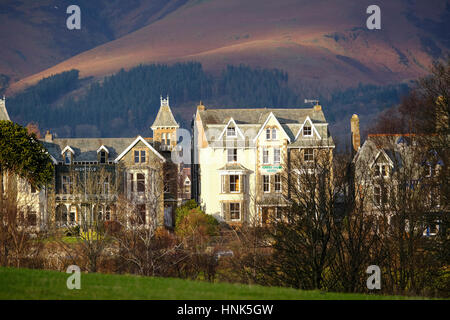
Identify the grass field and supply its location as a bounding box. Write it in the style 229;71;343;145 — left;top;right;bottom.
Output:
0;267;426;300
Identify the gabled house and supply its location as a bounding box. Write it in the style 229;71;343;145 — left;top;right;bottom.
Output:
192;102;334;225
39;134;169;230
351;115;446;236
3;95;181;231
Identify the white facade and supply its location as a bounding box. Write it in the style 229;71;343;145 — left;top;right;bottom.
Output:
192;104;334;225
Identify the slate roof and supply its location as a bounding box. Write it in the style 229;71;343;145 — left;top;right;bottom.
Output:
199;108;326;125
353;134;414;167
0;97;10;121
151;104;179;128
42;137;137;162
198;107;334;148
351;134;438;181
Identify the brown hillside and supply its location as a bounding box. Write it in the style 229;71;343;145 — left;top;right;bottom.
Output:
5;0;449;94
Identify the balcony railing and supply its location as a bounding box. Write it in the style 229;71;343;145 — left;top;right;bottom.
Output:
160;144;173;151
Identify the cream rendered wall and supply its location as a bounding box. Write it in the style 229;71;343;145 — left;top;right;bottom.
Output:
254;115;289;201
16;178;47;231
198;113;289;224
199;145;257;222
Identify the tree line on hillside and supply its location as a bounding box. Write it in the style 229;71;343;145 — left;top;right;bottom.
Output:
7;62;410;138
320;82;411;123
7;63;298;138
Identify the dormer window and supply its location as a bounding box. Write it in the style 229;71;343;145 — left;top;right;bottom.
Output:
100;151;107;164
65;152;71;165
97;145;109;164
61;146;75;165
303;125;312;136
227;127;236;137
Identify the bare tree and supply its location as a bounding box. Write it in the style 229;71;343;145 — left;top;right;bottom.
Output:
264;145;336;290
366;135;444;295
112;166;181;277
0;172;44;268
329;151;385;293
54;167;115;272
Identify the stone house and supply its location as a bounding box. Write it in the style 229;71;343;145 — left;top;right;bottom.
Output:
2;96;180;231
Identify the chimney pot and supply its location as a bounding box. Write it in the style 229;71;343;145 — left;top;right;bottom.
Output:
197;101;205;111
45;130;53;142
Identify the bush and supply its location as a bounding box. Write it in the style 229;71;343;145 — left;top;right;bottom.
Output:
175;200;219;239
64;226;80;237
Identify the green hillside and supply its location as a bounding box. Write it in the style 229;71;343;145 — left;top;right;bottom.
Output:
0;267;424;300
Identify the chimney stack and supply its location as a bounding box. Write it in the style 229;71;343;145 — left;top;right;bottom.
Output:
197;101;205;111
0;95;10;121
45;130;53;142
351;114;360;154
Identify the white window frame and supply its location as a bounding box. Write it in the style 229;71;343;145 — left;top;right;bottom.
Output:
230;202;241;221
65;151;71;165
274;148;281;164
263;148;269;164
62;175;72;194
227;127;236;137
266;128;271;140
272;128;277;140
274;174;282;193
103;178;110;195
229;175;240;193
227;148;237;163
373;185;388;206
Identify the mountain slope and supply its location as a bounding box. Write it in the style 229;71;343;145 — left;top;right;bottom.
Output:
0;0;188;87
6;0;449;94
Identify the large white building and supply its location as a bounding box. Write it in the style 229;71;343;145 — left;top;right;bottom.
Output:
191;102;335;225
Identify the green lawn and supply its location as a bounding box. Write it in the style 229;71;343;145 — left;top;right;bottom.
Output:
0;267;425;300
